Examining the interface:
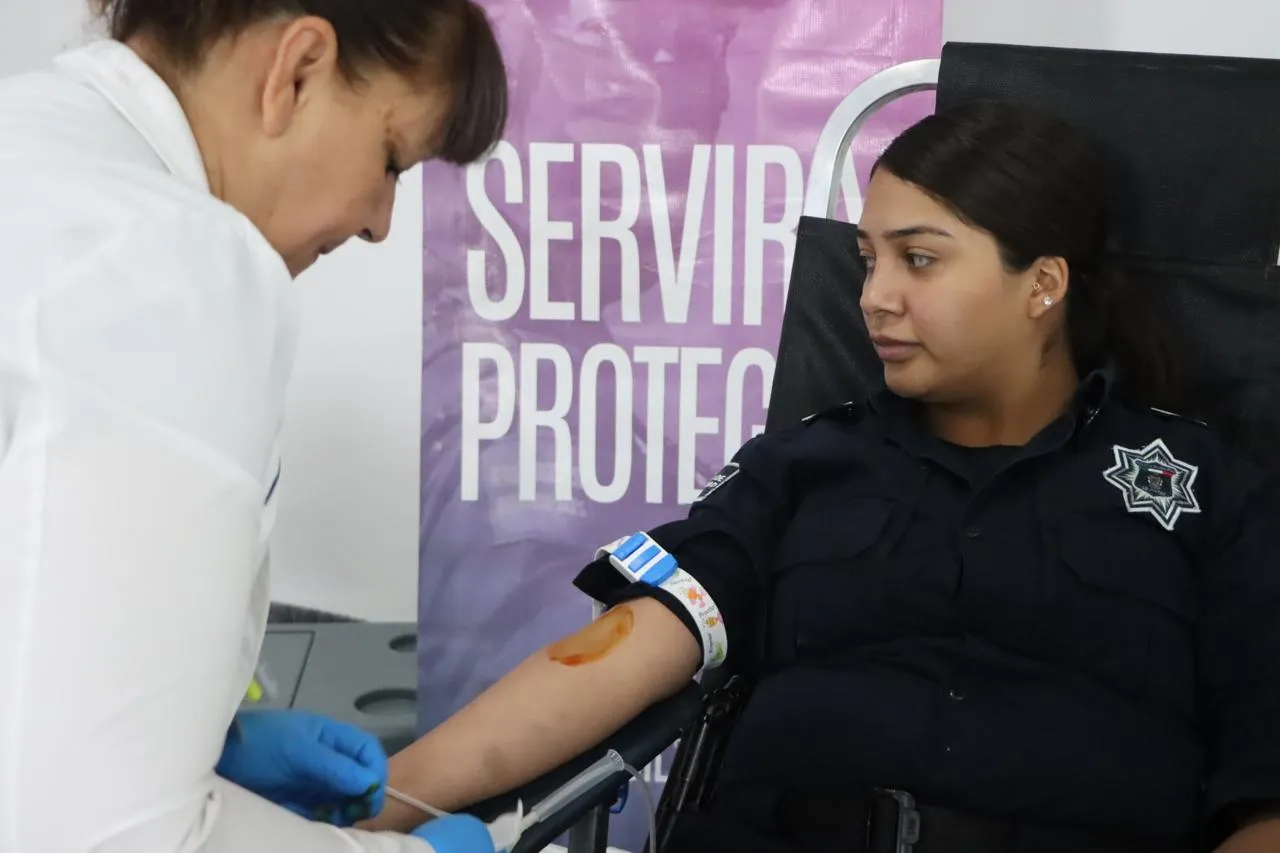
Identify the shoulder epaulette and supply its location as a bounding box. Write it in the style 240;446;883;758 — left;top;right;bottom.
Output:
801;400;868;426
1148;407;1208;429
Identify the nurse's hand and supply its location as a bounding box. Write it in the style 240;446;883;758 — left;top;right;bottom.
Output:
411;814;504;853
216;709;388;824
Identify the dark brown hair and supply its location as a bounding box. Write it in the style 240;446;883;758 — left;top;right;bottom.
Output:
91;0;508;164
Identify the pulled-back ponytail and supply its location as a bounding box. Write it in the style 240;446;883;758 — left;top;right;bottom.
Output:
1066;264;1182;409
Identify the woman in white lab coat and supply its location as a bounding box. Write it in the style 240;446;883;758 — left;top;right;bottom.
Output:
0;2;509;852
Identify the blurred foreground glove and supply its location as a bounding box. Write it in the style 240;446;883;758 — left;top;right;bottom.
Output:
411;813;513;853
216;709;387;823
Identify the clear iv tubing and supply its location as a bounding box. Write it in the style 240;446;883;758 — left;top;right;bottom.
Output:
385;749;658;853
385;786;450;819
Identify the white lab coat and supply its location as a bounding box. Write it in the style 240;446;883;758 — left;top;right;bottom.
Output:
0;39;433;853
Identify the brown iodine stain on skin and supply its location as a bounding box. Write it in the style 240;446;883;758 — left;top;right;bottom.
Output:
546;605;636;666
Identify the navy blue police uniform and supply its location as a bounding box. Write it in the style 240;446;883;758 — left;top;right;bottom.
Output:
575;368;1280;853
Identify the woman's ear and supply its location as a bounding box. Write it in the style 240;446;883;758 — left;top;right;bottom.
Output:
1028;256;1069;319
259;16;340;138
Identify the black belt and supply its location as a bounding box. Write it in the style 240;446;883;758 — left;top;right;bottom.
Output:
774;788;1192;853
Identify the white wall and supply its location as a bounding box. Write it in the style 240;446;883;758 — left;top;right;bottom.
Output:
0;2;94;78
5;0;1280;622
274;192;423;621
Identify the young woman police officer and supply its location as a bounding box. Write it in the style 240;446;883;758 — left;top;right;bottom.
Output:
368;103;1280;853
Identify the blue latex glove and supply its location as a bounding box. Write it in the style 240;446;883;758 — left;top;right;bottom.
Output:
216;709;387;825
411;814;503;853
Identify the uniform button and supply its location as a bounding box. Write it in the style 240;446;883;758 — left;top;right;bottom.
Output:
965;526;982;539
949;689;966;701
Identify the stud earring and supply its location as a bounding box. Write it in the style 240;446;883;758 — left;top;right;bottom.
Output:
1043;296;1054;306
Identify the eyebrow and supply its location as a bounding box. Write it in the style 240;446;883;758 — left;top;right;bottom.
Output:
855;224;954;240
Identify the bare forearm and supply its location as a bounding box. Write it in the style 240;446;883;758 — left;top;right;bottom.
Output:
1216;818;1280;852
366;598;701;832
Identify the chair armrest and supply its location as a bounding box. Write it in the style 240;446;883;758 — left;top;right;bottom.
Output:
464;682;703;852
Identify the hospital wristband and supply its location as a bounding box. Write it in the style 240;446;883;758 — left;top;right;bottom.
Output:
595;532;728;670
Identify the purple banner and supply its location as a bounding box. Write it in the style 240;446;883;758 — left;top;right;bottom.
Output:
419;1;941;848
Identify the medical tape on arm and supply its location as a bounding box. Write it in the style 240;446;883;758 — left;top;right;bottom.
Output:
594;532;727;670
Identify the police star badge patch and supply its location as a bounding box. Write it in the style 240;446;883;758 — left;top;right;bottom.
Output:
1102;438;1200;531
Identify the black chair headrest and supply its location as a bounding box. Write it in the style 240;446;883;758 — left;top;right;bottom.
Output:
938;42;1280;267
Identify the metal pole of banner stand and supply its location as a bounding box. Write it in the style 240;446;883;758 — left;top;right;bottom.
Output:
803;58;941;220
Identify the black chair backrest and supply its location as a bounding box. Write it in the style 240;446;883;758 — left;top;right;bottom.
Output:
767;42;1280;471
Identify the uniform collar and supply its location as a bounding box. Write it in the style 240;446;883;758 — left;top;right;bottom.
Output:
866;365;1116;457
54;39;210;193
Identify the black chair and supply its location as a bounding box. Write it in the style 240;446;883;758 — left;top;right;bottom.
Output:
465;42;1280;852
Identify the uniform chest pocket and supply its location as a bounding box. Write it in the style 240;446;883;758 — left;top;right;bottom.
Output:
768;497;898;660
1054;515;1198;716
